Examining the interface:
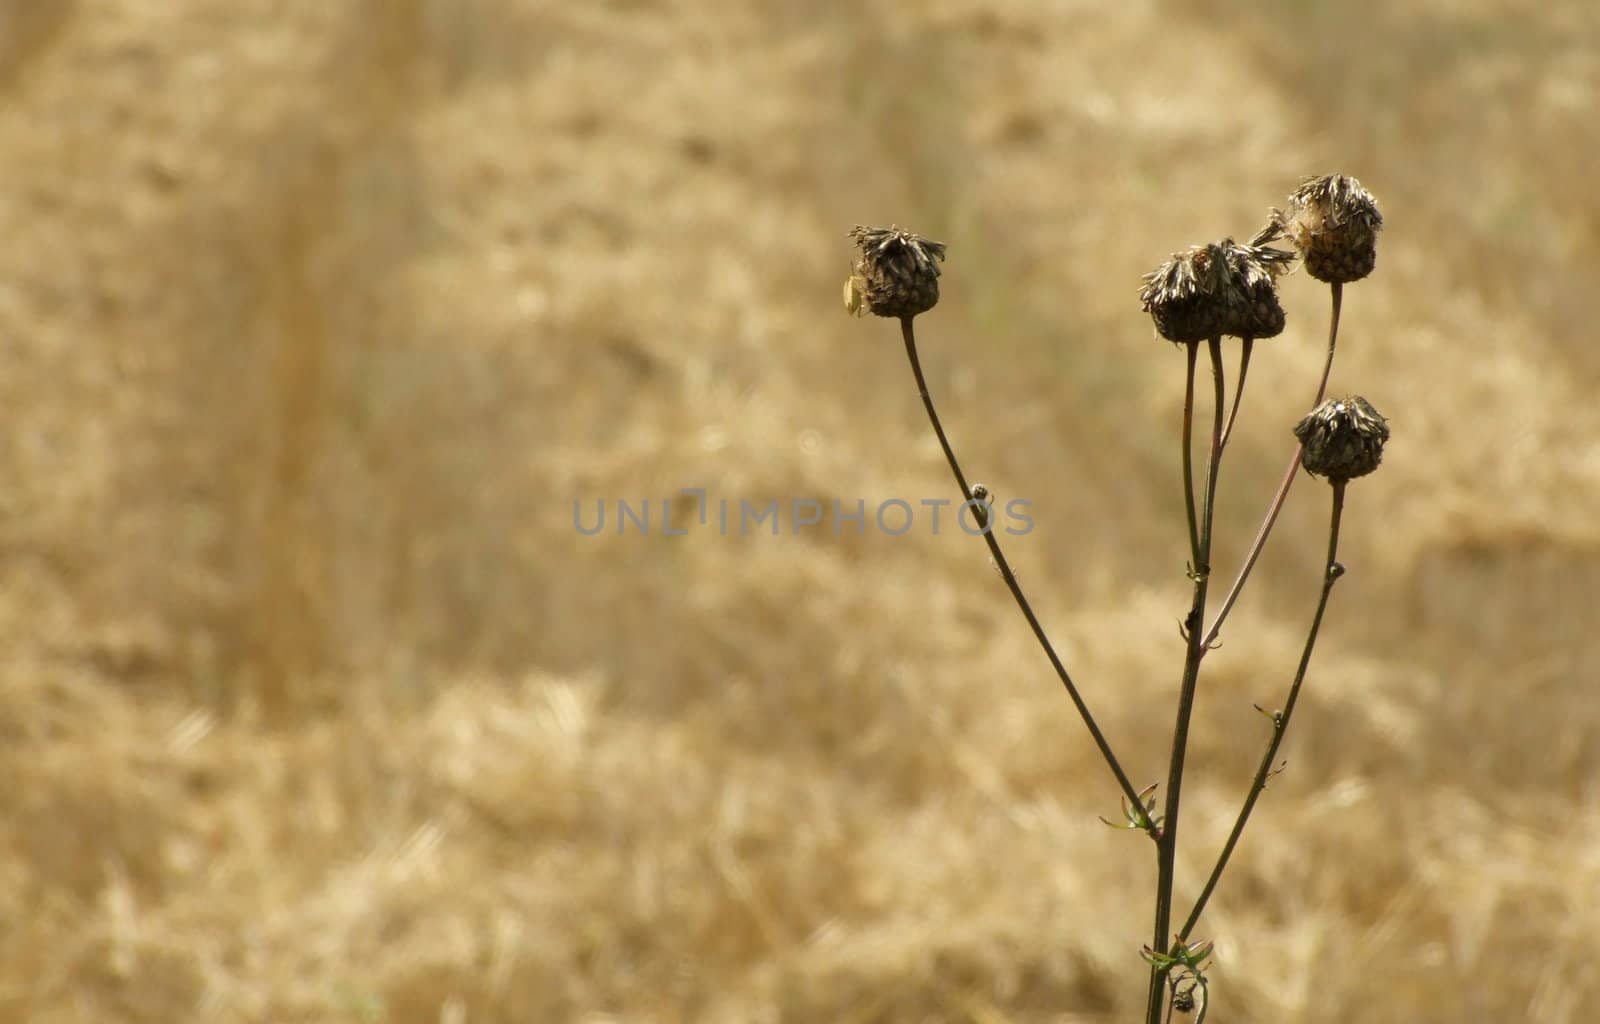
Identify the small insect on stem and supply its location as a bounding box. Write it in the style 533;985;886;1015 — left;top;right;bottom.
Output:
843;275;868;318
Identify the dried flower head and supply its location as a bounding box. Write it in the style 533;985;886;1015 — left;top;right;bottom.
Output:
1271;174;1383;284
1138;239;1294;342
1293;395;1390;481
847;225;946;319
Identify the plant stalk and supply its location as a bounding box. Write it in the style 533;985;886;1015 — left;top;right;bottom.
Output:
1145;337;1226;1024
1181;342;1201;570
1218;337;1254;452
1179;480;1346;941
898;317;1150;822
1200;282;1343;656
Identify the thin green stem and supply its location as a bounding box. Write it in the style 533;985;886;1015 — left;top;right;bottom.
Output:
1200;282;1343;657
1146;337;1226;1024
1179;480;1346;941
898;317;1150;822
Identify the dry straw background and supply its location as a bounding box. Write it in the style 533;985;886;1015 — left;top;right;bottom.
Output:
2;1;1598;1022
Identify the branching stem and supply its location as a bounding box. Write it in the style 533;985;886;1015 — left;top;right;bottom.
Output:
1179;480;1346;941
1200;282;1343;656
1146;337;1225;1024
1218;337;1254;452
898;317;1150;822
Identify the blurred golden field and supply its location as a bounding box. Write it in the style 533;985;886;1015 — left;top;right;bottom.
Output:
3;2;1599;1021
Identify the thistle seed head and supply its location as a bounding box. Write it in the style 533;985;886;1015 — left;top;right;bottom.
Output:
1293;395;1390;482
1272;174;1383;284
847;225;946;319
1138;239;1294;342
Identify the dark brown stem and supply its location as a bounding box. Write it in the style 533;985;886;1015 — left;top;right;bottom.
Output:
1199;282;1343;657
1312;282;1342;405
1179;480;1346;941
1180;342;1201;572
1218;337;1253;452
898;317;1150;822
1146;337;1225;1024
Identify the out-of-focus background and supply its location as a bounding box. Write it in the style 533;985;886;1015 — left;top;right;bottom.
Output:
3;2;1598;1021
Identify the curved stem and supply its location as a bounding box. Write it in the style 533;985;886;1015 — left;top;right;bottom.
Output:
1218;337;1253;452
1200;282;1343;657
1146;337;1226;1024
1179;480;1346;941
898;317;1150;821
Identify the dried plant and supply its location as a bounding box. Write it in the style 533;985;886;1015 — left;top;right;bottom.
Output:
1268;174;1384;284
1296;395;1391;481
846;173;1390;1022
847;224;947;319
1138;239;1293;343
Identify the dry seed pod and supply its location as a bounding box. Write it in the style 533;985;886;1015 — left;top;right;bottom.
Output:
1139;239;1293;342
847;225;946;319
1230;241;1293;338
1293;395;1390;481
1273;175;1383;284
